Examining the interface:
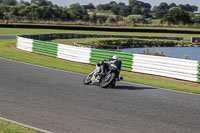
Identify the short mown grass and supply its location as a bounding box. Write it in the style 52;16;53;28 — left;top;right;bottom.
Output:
51;38;121;46
1;28;200;39
0;119;38;133
1;39;200;94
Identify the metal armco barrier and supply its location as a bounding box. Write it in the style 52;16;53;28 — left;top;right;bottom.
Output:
1;24;200;35
16;35;200;83
19;33;184;41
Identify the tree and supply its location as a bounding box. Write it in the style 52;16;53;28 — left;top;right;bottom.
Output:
9;5;28;17
111;6;120;15
169;3;176;8
83;3;95;10
129;0;138;7
131;5;141;14
3;0;17;6
192;15;200;24
178;4;198;13
161;7;192;25
19;0;30;5
125;15;149;24
60;8;71;20
69;3;89;20
119;6;131;16
118;2;125;7
97;15;108;24
191;6;198;12
116;15;123;21
154;2;169;18
129;0;151;17
107;16;116;23
90;13;97;23
96;4;112;11
0;4;6;19
31;0;53;7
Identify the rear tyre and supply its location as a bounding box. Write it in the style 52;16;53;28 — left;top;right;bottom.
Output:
110;80;116;87
100;72;116;88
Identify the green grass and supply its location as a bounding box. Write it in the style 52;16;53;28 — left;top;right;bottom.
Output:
1;27;200;39
0;119;38;133
0;39;200;94
51;38;121;46
51;38;190;50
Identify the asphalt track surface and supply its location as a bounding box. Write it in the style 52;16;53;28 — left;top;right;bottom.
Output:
0;35;16;39
0;57;200;133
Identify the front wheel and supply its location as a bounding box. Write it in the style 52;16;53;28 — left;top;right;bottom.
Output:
83;73;93;85
100;72;117;88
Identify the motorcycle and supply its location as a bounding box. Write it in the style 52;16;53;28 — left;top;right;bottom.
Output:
83;63;123;88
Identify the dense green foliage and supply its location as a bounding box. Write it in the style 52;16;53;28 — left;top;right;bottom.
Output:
92;38;190;49
0;0;199;25
161;7;192;25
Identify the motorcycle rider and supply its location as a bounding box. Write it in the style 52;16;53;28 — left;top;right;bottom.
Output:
97;55;122;80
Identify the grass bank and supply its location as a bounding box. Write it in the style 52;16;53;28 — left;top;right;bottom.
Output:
1;28;200;39
0;39;200;94
51;38;122;47
0;119;37;133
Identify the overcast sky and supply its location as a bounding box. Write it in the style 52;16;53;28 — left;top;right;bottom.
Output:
23;0;200;9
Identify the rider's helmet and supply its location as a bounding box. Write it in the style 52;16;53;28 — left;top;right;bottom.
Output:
112;55;119;60
97;61;103;67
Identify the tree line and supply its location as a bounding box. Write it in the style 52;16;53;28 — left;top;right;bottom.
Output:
0;0;199;25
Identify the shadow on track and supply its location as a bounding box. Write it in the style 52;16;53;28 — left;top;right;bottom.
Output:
110;85;156;90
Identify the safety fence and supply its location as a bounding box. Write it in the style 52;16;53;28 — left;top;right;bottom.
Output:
16;36;200;83
19;33;184;41
2;24;200;35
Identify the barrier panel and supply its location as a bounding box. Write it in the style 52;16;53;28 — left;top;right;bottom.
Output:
57;44;91;63
16;36;33;52
19;33;184;41
33;40;58;57
16;35;200;83
90;49;133;71
132;54;199;82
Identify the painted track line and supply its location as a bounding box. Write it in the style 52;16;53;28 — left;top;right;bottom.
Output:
0;117;53;133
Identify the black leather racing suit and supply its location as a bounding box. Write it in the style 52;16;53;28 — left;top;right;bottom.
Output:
100;59;122;78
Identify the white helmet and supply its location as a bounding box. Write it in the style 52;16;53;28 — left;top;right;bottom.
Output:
112;55;119;60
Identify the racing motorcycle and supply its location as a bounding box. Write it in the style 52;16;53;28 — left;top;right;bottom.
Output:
83;63;123;88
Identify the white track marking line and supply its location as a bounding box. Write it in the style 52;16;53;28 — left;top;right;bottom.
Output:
0;117;53;133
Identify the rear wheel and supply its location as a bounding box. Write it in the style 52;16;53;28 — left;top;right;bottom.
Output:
110;80;116;87
83;73;93;85
100;72;116;88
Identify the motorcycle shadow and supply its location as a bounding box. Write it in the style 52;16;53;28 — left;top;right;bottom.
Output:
89;83;156;90
110;85;156;90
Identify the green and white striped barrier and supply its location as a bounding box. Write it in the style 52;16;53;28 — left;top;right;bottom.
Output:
198;61;200;82
90;49;133;71
33;40;58;57
16;36;200;83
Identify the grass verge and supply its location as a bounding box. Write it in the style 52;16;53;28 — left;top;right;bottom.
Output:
1;28;200;39
0;39;200;94
0;119;38;133
51;38;191;49
51;38;121;46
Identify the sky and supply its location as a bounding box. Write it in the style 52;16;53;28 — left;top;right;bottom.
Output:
23;0;200;9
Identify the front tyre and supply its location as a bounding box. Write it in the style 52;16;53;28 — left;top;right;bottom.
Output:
83;73;93;85
100;72;116;88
